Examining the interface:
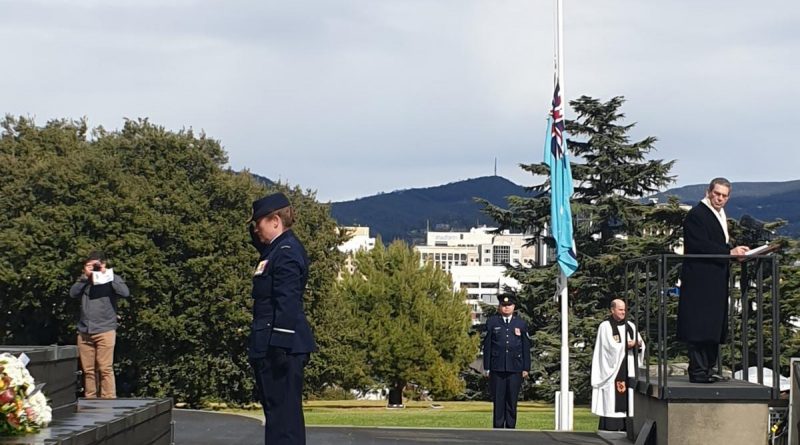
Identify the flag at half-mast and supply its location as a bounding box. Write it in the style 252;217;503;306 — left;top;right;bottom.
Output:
544;77;578;277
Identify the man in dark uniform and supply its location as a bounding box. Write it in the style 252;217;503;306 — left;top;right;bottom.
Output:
483;294;531;429
247;192;316;445
677;178;749;383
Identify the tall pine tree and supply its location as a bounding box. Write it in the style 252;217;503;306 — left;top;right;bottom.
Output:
482;96;679;401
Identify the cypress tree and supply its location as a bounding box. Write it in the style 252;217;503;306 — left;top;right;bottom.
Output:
481;96;679;401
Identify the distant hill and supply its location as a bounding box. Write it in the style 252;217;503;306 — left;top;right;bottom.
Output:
330;176;536;243
329;177;800;243
249;173;275;187
650;180;800;237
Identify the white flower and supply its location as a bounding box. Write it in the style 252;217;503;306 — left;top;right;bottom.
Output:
0;352;53;432
26;392;52;425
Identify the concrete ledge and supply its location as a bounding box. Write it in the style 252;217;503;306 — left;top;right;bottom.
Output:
0;345;80;417
0;398;173;445
632;390;768;445
636;375;772;401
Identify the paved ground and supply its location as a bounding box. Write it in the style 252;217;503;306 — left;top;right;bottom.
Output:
173;410;632;445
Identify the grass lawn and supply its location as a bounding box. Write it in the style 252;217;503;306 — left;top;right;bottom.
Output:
226;400;597;432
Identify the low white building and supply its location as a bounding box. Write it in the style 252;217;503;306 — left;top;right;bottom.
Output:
414;227;538;324
450;265;522;324
338;226;376;275
338;226;376;253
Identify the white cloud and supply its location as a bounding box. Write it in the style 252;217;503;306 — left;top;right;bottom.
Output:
1;0;798;201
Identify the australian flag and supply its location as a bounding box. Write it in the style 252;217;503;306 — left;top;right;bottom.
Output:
544;79;578;277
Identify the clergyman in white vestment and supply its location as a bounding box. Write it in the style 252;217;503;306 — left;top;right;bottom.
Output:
591;298;645;432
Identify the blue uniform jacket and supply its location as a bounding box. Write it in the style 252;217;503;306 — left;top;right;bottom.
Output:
249;229;317;359
483;314;531;372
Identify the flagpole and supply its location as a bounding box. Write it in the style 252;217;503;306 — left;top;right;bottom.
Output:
558;272;571;430
555;0;573;431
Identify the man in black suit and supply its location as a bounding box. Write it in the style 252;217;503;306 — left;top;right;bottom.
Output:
248;192;317;445
483;294;531;428
677;178;749;383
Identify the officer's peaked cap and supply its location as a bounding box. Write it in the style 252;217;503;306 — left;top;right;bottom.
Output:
498;294;516;306
248;192;291;223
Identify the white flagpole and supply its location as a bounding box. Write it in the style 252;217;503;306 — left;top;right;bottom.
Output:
557;272;572;430
555;0;573;431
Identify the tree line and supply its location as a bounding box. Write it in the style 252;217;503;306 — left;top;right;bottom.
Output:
480;96;800;401
0;116;476;406
1;96;798;407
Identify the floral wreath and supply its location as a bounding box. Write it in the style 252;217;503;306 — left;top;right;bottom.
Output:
0;353;52;436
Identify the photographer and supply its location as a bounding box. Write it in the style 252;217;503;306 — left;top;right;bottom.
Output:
69;250;129;398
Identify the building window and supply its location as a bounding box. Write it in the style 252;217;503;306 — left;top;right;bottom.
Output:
493;245;510;266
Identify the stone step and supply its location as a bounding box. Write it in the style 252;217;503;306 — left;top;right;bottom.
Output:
0;398;173;445
0;345;79;417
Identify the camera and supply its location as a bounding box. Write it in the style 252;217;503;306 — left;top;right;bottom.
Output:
92;264;102;272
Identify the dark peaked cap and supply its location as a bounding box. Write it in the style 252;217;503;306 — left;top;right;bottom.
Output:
498;294;516;306
248;192;291;223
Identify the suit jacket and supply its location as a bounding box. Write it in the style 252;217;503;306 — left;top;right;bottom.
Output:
248;229;316;359
677;202;731;343
483;314;531;372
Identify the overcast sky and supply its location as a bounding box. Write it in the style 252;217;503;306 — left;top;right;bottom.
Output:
2;0;798;202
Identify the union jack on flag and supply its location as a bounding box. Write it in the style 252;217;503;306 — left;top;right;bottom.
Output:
544;76;578;277
550;81;565;160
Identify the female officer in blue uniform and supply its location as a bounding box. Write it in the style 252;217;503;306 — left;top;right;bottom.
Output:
248;192;316;445
482;293;531;429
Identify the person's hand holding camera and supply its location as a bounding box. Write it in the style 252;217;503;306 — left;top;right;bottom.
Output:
83;261;105;282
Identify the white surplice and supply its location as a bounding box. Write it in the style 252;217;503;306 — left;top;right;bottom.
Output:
590;320;645;418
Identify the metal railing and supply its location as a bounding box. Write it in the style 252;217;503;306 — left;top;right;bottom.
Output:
625;253;782;399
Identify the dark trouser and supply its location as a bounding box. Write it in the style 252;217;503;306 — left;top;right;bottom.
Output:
489;371;522;428
251;348;309;445
687;342;719;381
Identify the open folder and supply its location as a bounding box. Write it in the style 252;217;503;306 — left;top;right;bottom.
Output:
744;244;777;256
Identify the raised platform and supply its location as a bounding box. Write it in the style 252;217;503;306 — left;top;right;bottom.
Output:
0;345;79;419
632;375;771;445
636;374;773;401
0;398;173;445
0;346;172;445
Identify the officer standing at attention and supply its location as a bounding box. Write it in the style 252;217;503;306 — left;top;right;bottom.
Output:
247;192;316;445
483;293;531;429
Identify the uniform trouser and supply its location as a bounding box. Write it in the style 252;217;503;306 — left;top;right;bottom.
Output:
490;371;522;428
687;342;719;380
77;330;117;398
251;348;309;445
